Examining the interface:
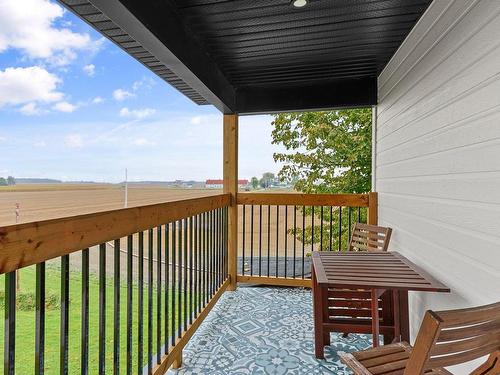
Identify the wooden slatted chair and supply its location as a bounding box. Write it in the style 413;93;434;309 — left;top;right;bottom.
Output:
349;223;392;252
340;301;500;375
328;223;394;342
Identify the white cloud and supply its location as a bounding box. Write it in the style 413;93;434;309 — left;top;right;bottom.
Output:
19;102;42;115
64;134;83;148
113;88;134;101
0;66;63;107
52;101;77;113
190;116;202;125
119;107;156;120
33;140;46;147
0;136;6;141
82;64;95;76
92;96;103;104
0;0;101;66
132;138;155;146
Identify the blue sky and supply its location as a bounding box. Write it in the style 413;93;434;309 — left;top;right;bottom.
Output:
0;0;283;182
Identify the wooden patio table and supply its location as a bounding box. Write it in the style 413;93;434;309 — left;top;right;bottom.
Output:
311;251;450;358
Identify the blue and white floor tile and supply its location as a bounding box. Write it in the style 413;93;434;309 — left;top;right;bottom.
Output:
168;287;373;375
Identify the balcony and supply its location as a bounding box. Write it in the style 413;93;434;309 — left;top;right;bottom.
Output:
1;0;500;374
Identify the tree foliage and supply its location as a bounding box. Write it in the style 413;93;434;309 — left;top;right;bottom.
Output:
271;108;372;194
259;172;275;188
271;109;372;251
250;177;259;189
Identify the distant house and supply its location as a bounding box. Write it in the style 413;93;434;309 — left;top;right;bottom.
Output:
205;179;248;189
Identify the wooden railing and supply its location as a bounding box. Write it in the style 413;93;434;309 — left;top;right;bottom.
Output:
0;194;230;375
0;191;377;373
236;192;378;288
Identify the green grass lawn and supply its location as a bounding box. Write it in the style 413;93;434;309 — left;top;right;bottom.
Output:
0;264;193;374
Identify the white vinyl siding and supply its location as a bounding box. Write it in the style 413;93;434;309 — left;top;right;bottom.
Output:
376;0;500;371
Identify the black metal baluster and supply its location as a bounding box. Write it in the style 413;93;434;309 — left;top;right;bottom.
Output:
275;205;279;277
259;205;262;277
213;210;217;292
329;206;333;251
99;244;106;375
164;224;170;354
148;229;153;375
242;205;245;276
338;207;342;251
138;232;144;374
171;221;176;347
358;207;361;223
225;207;229;279
293;206;297;279
5;271;16;375
311;206;315;253
197;214;202;313
183;218;188;332
189;217;193;325
113;239;120;375
126;235;133;375
320;206;324;251
193;215;198;318
267;205;271;277
215;209;218;288
250;205;254;276
284;205;288;278
220;208;223;286
348;207;352;248
60;255;69;375
217;208;221;287
208;211;214;299
302;206;305;279
81;248;89;375
209;210;213;296
36;262;45;375
178;220;183;339
157;226;162;365
203;212;208;306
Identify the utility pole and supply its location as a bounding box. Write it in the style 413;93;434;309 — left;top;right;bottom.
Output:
15;203;21;291
124;168;128;208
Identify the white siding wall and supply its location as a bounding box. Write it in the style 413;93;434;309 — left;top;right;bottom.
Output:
376;0;500;370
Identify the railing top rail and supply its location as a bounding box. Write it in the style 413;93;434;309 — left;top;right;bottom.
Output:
0;193;230;275
237;192;370;207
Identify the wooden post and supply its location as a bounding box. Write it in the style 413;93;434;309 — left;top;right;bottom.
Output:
172;352;182;369
223;114;238;291
368;191;378;225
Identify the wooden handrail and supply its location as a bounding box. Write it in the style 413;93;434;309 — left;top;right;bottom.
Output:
237;192;370;207
0;194;230;275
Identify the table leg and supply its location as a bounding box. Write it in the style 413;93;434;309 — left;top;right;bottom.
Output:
312;267;325;359
392;290;400;343
399;291;410;343
371;289;380;347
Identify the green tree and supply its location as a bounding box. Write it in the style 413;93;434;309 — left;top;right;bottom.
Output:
250;177;259;190
7;176;16;185
271;109;372;250
259;172;275;189
0;177;7;186
272;109;372;194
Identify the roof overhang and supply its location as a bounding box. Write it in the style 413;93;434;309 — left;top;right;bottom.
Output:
60;0;432;114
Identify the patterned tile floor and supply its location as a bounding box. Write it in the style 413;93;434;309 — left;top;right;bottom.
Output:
168;286;374;375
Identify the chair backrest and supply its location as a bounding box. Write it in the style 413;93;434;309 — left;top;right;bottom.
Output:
404;301;500;374
349;223;392;252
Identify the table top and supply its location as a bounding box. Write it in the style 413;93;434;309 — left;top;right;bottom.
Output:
312;251;450;292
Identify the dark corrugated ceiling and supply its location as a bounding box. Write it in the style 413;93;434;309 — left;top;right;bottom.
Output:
170;0;430;87
59;0;432;113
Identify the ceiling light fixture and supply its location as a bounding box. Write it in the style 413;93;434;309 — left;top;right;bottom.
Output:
292;0;308;8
